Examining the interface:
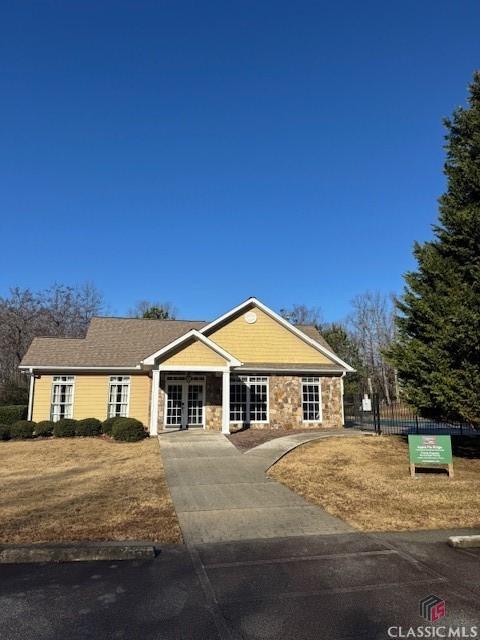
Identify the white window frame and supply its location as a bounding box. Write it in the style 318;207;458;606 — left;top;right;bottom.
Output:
50;375;75;422
230;376;248;423
108;376;131;418
164;375;206;429
301;377;322;423
230;375;269;425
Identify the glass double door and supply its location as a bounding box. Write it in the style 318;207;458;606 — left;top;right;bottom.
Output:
165;377;205;429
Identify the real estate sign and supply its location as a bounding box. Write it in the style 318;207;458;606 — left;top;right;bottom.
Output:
408;435;453;478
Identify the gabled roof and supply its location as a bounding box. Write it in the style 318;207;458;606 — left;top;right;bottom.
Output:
141;329;241;366
296;324;335;354
20;318;206;369
201;297;354;372
19;298;353;372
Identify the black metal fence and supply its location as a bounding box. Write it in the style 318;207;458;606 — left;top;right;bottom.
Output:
344;394;477;436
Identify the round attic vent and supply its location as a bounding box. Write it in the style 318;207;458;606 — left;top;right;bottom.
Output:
244;311;257;324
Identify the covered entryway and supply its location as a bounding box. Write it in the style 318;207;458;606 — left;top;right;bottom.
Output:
144;329;242;435
165;375;205;429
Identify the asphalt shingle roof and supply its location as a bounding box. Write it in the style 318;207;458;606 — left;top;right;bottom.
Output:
21;318;206;368
20;317;341;369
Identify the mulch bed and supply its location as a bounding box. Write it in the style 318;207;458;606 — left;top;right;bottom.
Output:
227;427;327;452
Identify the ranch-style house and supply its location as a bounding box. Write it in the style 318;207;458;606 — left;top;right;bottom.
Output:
20;297;354;434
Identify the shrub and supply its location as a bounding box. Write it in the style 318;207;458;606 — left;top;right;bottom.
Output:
10;420;35;439
53;418;77;438
0;424;11;441
35;420;55;437
75;418;102;437
0;405;28;425
102;417;118;435
111;418;146;442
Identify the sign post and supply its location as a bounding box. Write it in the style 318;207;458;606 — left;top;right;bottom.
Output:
408;435;454;478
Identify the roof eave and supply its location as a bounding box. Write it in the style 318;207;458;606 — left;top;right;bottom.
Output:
19;365;142;371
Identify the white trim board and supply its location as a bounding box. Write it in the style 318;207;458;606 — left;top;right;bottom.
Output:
199;297;355;372
141;329;242;367
158;365;230;372
234;367;345;374
19;365;141;371
27;368;35;421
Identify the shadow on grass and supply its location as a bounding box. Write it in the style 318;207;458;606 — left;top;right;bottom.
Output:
452;435;480;459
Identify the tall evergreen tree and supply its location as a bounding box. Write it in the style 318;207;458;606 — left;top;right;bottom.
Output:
388;71;480;426
321;323;365;397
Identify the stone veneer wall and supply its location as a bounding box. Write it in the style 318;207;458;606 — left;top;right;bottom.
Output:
205;373;222;431
157;380;165;429
156;372;343;431
266;374;343;430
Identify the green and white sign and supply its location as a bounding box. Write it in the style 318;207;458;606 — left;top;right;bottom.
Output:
408;435;453;465
408;435;454;478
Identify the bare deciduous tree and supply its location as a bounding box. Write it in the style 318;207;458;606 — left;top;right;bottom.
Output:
348;291;397;403
0;282;105;402
279;304;323;327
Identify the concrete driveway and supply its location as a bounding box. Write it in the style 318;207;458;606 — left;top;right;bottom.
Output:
1;529;478;640
158;430;353;544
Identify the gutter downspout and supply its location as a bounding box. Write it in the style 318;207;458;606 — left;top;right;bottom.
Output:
27;368;35;421
340;372;345;427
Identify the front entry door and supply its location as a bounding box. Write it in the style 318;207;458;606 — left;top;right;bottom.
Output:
165;378;205;429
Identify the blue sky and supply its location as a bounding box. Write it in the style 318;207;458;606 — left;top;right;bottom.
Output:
1;1;479;322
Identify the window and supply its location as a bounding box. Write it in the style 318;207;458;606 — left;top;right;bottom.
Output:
230;376;269;424
230;377;247;422
302;377;322;422
108;376;130;418
249;376;268;422
51;376;74;421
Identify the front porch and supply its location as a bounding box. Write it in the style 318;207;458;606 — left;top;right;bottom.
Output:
149;369;232;435
148;369;344;435
153;370;229;434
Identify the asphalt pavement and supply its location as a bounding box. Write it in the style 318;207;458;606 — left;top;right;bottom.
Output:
1;529;479;640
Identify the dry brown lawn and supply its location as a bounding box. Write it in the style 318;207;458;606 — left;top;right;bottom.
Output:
0;438;182;544
269;435;480;531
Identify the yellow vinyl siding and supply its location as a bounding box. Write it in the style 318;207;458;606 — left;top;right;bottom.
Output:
73;375;110;420
208;306;334;364
160;339;227;366
32;373;151;426
128;375;151;425
32;375;54;422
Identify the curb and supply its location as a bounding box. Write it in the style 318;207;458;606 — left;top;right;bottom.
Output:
448;535;480;549
0;542;158;564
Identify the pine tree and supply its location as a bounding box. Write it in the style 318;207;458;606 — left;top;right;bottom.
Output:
321;323;365;397
388;71;480;426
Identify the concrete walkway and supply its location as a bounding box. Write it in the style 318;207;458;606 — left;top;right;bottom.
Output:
158;429;354;545
244;429;371;470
